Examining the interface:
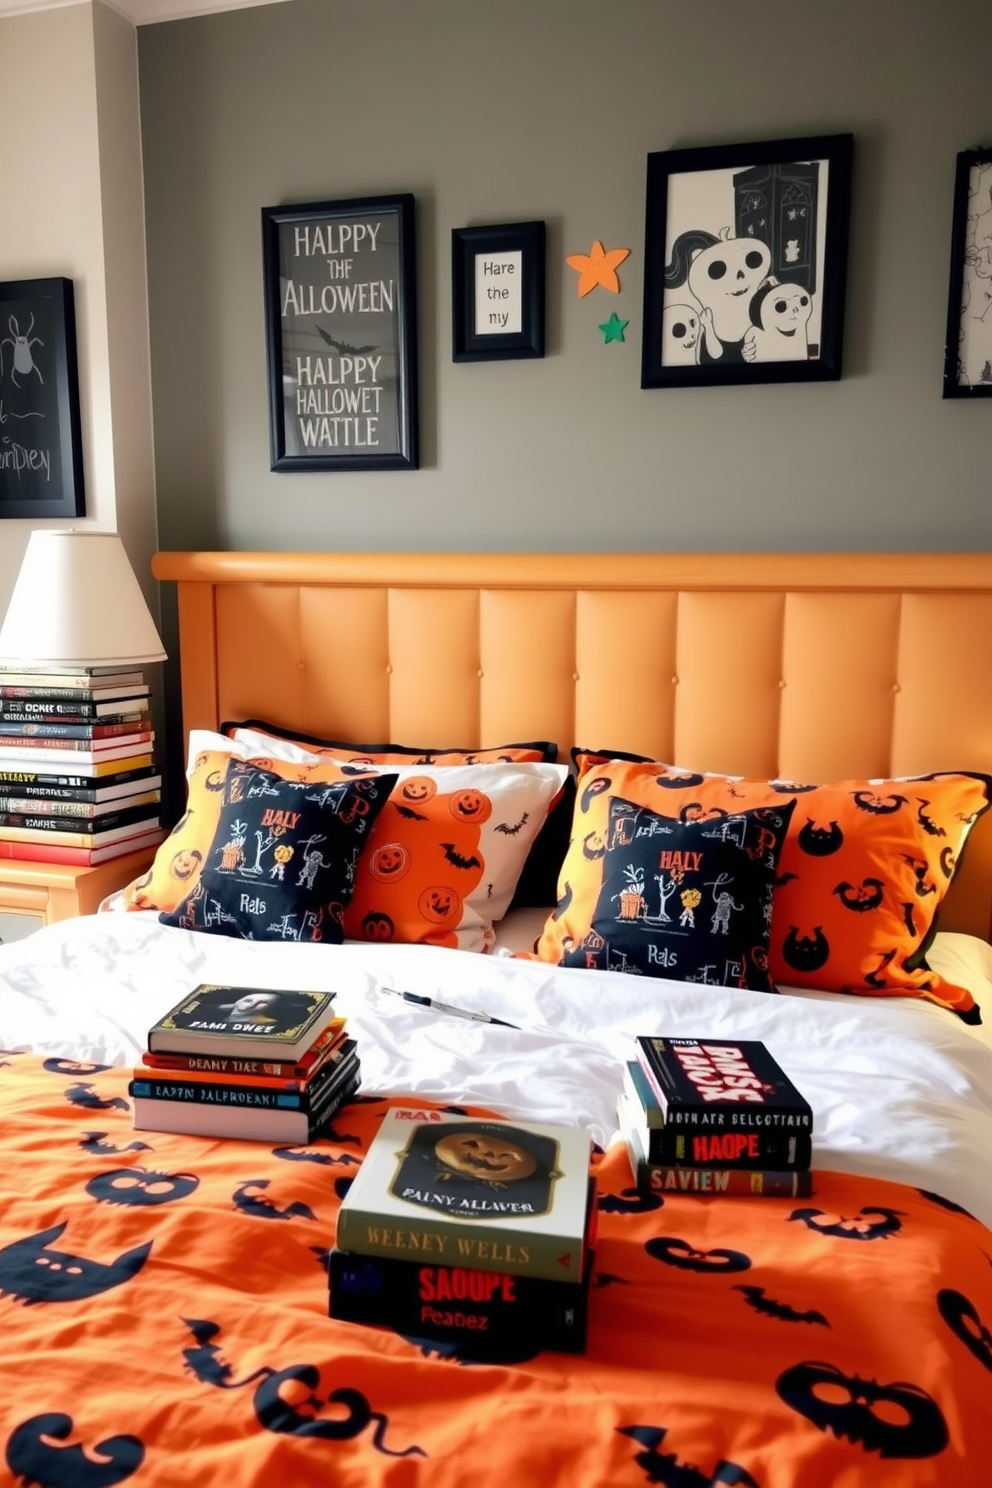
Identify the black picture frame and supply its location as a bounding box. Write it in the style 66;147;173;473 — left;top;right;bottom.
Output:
641;133;853;390
261;193;419;471
942;148;992;398
0;277;85;518
451;221;545;362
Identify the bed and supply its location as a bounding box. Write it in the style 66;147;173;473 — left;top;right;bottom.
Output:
2;549;992;1488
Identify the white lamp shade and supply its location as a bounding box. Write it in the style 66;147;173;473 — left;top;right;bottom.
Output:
0;530;166;668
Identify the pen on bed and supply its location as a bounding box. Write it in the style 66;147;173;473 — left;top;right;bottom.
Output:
377;986;520;1029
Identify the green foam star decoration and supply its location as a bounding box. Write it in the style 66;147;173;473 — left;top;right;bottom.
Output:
599;312;628;344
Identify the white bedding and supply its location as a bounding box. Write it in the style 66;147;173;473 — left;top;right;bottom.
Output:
3;911;992;1229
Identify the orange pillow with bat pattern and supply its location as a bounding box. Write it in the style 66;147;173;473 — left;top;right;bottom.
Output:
532;752;991;1019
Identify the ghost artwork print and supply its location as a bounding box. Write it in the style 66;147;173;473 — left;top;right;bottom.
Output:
641;135;853;389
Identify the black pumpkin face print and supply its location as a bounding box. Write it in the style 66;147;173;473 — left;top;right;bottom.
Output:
776;1360;949;1458
85;1167;200;1207
937;1289;992;1373
781;926;830;973
0;1224;151;1304
361;911;395;941
5;1414;145;1488
797;818;843;856
654;771;705;789
645;1236;751;1273
788;1206;903;1241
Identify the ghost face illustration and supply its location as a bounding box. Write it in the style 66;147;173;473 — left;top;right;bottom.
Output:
748;282;813;362
661;303;701;365
688;236;771;345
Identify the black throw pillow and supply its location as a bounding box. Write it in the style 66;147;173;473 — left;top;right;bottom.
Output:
160;760;396;943
558;794;795;991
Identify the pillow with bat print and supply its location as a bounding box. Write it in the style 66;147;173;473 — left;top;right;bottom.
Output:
147;730;567;953
541;750;992;1019
221;719;570;910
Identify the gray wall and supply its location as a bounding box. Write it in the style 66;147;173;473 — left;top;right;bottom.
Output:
139;0;992;556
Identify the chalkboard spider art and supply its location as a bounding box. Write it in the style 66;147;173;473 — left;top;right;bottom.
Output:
0;315;44;388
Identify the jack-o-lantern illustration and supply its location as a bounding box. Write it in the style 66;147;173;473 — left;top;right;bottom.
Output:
788;1206;903;1241
361;911;395;941
852;790;907;816
85;1167;200;1207
582;831;606;860
392;1120;560;1216
204;770;226;793
645;1236;751;1273
449;788;491;824
418;885;461;926
400;776;436;805
170;848;203;882
369;842;411;882
776;1359;949;1458
435;1131;537;1182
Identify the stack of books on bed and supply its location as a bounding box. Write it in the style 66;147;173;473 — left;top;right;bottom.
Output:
0;663;164;864
329;1107;596;1357
129;983;360;1142
618;1036;814;1199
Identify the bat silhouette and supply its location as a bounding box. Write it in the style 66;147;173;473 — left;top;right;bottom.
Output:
915;798;946;837
315;325;378;355
79;1131;151;1156
181;1317;270;1389
591;1271;631;1289
65;1082;130;1112
396;805;429;821
734;1285;829;1326
494;812;530;836
439;842;482;870
232;1179;317;1222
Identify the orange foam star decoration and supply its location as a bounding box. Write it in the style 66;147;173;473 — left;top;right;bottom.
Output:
566;240;631;296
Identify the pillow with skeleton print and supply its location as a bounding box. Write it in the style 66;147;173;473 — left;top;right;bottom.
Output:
160;760;396;944
553;794;795;991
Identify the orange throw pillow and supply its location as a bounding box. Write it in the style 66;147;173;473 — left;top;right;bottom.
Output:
533;753;991;1019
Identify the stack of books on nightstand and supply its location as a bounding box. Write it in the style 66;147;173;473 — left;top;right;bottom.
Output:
618;1036;814;1199
0;662;165;865
330;1108;596;1357
129;982;360;1142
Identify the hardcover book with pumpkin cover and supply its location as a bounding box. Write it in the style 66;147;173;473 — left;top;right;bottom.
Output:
335;1106;593;1283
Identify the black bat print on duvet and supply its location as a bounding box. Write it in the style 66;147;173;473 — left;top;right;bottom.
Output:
0;1223;151;1304
734;1285;828;1326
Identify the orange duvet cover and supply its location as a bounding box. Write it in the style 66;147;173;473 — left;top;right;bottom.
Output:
1;1052;990;1488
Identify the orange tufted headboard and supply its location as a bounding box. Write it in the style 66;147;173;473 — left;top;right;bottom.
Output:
151;550;992;940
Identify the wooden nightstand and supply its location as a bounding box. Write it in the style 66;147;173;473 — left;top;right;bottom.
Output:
0;845;157;943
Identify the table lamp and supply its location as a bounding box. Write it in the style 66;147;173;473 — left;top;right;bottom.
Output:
0;530;166;667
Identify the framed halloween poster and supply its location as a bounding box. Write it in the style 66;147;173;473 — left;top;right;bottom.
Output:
0;277;85;518
641;134;853;389
261;193;419;471
942;147;992;397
